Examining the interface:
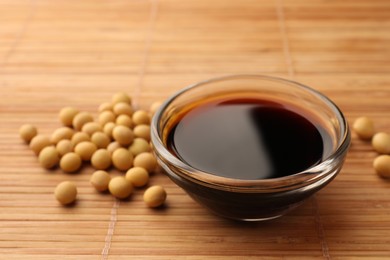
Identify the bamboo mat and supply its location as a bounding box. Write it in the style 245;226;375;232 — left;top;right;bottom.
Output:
1;0;390;259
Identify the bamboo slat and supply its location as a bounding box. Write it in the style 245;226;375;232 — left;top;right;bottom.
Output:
0;0;389;259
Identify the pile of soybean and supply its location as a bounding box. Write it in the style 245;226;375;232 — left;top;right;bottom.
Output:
353;117;390;178
19;93;166;207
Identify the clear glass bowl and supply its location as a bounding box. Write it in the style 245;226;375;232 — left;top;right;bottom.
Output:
151;75;351;221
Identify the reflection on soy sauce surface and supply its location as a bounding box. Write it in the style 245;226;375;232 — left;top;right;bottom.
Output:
167;98;332;180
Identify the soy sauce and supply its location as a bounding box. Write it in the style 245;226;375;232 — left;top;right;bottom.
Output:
167;98;331;180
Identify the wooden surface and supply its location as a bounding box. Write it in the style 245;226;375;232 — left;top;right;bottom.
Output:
1;0;389;259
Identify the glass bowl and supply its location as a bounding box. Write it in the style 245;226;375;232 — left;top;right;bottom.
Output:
151;74;350;221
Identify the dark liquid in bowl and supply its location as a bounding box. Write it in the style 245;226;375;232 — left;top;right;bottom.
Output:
167;98;331;180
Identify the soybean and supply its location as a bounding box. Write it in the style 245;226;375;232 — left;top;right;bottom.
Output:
103;122;116;138
59;107;79;127
353;117;375;140
74;141;97;161
126;167;149;187
112;125;134;146
54;181;77;205
107;141;122;155
72;112;94;131
30;135;52;155
133;125;151;141
39;146;60;169
90;170;111;192
71;132;90;146
91;149;112;170
129;138;150;156
113;102;133;116
60;152;82;173
373;155;390;178
19;124;37;143
98;111;116;126
149;101;162;116
143;185;166;208
98;102;113;112
56;139;73;157
112;148;133;171
108;176;133;199
133;152;157;173
91;132;110;149
116;115;133;128
132;110;150;125
51;127;74;144
81;122;102;136
372;132;390;154
112;92;131;105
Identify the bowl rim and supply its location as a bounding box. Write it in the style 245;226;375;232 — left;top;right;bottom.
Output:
151;74;351;191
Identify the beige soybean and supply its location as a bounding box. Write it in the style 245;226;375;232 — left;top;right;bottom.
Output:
54;181;77;205
372;132;390;154
106;141;121;155
116;114;133;128
30;135;52;155
373;155;390;178
71;132;90;146
91;132;110;149
112;148;133;171
19;124;38;143
74;141;97;161
39;146;60;169
98;102;113;113
149;101;162;116
132;110;150;125
51;127;74;144
113;102;133;116
129;138;150;156
353;117;375;140
59;107;79;127
133;124;151;141
91;149;112;170
56;139;73;157
112;125;134;146
126;167;149;187
112;92;131;105
143;185;166;208
98;111;116;126
108;176;133;199
103;122;116;138
60;152;82;173
82;122;102;136
90;170;111;192
133;152;157;173
73;112;94;131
